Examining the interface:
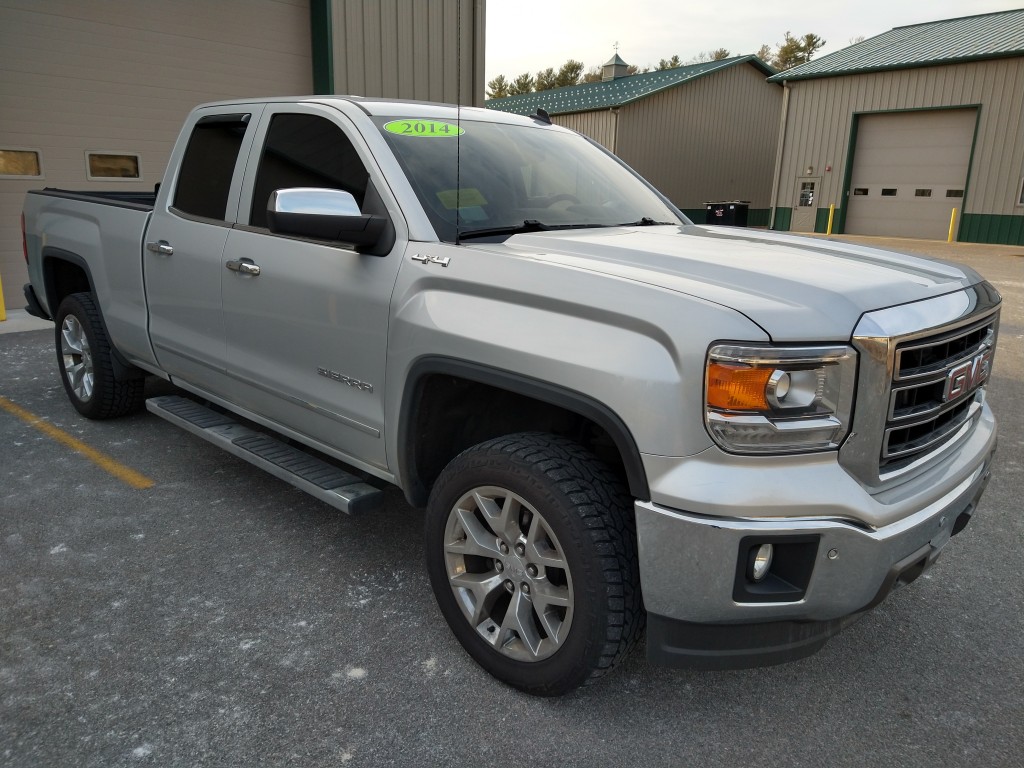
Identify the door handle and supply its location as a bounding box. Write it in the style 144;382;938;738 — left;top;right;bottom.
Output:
146;240;174;256
226;258;261;276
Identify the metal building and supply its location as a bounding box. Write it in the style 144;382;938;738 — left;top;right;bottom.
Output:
485;56;782;223
768;9;1024;245
0;0;485;312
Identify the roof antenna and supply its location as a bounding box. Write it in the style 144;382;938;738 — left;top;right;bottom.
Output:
455;3;463;246
531;107;552;125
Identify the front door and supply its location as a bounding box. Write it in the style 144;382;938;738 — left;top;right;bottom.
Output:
220;104;404;472
791;177;820;232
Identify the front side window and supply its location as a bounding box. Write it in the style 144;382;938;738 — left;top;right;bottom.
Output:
249;113;369;228
374;117;682;241
173;114;250;221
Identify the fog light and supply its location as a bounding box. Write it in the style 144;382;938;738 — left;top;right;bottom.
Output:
749;543;774;582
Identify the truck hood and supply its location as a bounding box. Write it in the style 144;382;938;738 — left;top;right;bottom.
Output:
480;225;983;341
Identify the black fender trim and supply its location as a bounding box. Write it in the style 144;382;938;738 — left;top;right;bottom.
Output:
40;247;142;381
398;356;650;507
22;283;50;320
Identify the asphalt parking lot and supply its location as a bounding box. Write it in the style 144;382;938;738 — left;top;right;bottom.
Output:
1;237;1022;767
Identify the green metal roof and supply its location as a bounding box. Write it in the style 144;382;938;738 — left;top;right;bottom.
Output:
486;55;775;116
770;9;1024;82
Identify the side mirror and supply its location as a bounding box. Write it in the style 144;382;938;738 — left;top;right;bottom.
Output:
267;187;388;248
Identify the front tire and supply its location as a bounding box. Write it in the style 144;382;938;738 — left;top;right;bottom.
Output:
55;292;145;419
425;432;643;695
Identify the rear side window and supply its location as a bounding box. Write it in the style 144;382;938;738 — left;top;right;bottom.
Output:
173;114;250;221
249;113;369;229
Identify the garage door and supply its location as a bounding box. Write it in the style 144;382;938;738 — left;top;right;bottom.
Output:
844;109;976;239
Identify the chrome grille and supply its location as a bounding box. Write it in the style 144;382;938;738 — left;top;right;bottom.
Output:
881;317;996;471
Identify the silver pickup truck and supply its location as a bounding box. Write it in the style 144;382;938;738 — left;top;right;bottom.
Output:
22;97;1000;695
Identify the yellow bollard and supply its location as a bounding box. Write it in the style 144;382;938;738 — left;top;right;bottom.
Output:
948;208;958;243
826;204;835;236
0;271;6;321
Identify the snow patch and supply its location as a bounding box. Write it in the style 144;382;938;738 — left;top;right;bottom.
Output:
49;543;67;555
131;744;154;758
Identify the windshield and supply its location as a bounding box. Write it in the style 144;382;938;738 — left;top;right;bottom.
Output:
373;116;684;242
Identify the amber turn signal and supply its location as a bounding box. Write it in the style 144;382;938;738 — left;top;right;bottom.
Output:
707;362;772;410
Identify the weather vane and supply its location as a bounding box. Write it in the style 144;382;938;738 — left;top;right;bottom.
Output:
613;41;619;53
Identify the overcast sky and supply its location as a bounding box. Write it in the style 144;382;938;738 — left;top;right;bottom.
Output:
485;0;1023;81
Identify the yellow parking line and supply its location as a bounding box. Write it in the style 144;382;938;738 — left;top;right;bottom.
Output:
0;396;154;490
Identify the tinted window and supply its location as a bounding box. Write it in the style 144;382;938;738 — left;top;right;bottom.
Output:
173;115;249;220
374;117;682;242
250;113;369;228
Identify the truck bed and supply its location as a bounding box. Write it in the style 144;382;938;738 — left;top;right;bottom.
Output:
30;187;157;211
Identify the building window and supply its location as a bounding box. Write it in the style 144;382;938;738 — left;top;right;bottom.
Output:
853;188;868;196
0;148;42;178
946;189;964;198
881;188;897;197
86;152;141;180
915;189;932;197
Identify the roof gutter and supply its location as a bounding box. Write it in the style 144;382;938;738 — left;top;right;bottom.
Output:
768;80;790;229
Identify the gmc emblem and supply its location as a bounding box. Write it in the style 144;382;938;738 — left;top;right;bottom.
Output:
943;348;993;403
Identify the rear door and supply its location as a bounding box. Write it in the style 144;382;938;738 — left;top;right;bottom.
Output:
219;103;406;472
146;107;264;392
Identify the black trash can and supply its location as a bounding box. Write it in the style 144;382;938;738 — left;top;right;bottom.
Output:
704;201;750;227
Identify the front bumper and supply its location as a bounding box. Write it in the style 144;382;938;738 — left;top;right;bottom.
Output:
637;407;996;669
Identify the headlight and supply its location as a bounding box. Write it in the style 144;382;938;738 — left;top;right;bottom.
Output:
704;344;857;453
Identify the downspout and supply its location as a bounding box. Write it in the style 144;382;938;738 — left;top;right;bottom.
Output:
768;80;790;230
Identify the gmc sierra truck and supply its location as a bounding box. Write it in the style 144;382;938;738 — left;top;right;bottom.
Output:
22;97;999;695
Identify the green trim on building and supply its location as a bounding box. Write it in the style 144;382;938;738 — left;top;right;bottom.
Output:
814;207;837;233
747;209;771;227
309;0;334;95
680;208;704;222
771;207;792;231
960;213;1024;245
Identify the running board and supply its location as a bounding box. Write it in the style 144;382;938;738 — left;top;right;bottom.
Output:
146;395;383;514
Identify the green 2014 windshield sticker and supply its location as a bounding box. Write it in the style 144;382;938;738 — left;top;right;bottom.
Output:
384;119;464;137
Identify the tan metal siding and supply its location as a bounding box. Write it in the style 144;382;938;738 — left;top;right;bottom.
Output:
776;58;1024;220
614;63;783;209
844;109;976;238
0;0;312;309
552;111;618;152
330;0;484;106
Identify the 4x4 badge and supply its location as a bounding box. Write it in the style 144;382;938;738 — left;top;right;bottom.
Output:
411;253;450;267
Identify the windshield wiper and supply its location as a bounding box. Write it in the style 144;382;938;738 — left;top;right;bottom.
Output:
458;220;606;240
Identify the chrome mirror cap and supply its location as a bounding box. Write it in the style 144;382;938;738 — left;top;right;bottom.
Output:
269;187;361;217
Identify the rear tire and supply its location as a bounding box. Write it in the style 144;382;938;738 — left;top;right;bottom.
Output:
55;292;145;419
425;432;644;695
